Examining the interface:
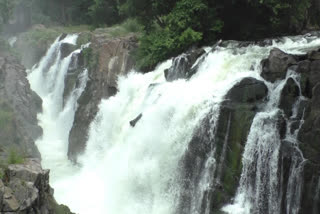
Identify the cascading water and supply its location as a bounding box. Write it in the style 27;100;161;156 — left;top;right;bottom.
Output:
27;34;88;180
222;70;307;214
27;33;320;214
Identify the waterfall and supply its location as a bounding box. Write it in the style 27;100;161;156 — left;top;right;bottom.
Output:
27;34;88;180
27;33;320;214
222;66;307;214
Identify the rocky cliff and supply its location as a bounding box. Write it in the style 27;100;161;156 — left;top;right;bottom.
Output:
67;33;138;161
0;159;73;214
0;50;73;214
0;53;42;158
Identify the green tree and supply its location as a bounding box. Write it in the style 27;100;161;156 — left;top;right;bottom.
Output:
88;0;122;26
135;0;223;70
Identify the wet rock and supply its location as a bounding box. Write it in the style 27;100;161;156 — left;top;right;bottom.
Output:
308;49;320;60
277;114;287;139
261;48;297;82
68;35;138;162
62;52;84;106
60;43;77;59
130;114;143;127
59;33;68;41
226;77;268;103
178;77;268;213
300;162;320;214
279;77;300;118
164;48;205;82
296;60;312;98
309;60;320;93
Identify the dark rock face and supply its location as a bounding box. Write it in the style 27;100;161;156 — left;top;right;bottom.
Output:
279;77;300;117
261;48;297;82
178;77;268;213
68;35;138;161
261;47;320;214
0;55;42;158
164;48;206;82
62;51;84;107
60;43;77;59
0;159;74;214
226;77;268;103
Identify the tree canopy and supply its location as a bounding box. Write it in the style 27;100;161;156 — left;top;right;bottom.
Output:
0;0;314;70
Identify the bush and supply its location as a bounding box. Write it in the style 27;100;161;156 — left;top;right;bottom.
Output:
135;0;222;71
7;149;24;165
121;18;144;33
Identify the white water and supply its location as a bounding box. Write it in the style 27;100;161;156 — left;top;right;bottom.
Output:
27;34;320;214
222;67;308;214
8;36;17;47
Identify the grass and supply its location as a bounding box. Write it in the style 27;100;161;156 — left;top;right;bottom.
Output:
7;149;24;165
94;18;143;38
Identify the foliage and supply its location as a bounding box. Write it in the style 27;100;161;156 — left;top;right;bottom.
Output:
7;149;24;165
106;18;144;37
135;0;223;70
0;0;314;70
19;25;91;48
88;0;121;27
82;47;98;72
245;0;311;32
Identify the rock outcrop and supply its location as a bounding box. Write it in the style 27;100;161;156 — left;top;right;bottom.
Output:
0;54;42;158
261;48;297;82
178;45;320;213
260;47;320;214
292;49;320;214
164;48;206;82
0;159;73;214
68;34;138;161
178;78;268;213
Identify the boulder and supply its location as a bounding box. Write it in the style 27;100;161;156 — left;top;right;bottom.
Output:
226;77;268;103
0;159;74;214
164;48;206;82
261;48;297;82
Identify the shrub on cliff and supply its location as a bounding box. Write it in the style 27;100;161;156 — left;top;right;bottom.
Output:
7;149;24;164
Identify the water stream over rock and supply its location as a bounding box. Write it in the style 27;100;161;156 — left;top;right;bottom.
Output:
27;33;320;214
